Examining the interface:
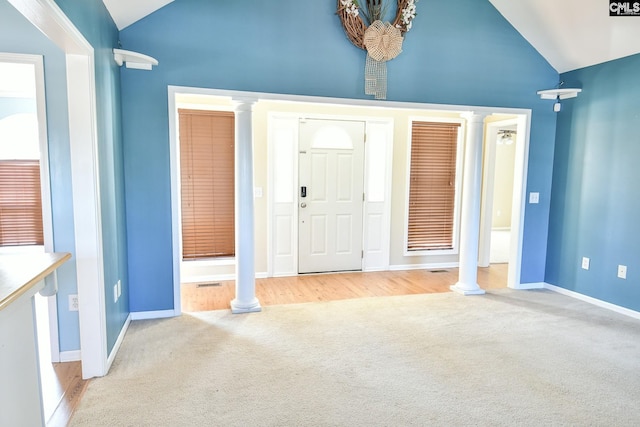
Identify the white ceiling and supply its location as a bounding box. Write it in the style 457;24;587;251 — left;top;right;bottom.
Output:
488;0;640;73
103;0;174;31
103;0;640;73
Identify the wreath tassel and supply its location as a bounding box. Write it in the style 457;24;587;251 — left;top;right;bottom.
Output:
365;54;387;99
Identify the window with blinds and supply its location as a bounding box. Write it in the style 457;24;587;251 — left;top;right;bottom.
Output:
179;109;235;260
407;121;461;252
0;160;44;246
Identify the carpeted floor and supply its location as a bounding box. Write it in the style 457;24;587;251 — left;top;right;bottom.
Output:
70;289;640;426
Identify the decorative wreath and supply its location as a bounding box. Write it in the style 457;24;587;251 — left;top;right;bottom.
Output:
337;0;416;50
337;0;417;99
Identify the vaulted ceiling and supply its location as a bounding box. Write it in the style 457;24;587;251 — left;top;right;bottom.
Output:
103;0;640;73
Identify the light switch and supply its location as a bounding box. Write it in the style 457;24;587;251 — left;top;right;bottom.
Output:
529;192;540;204
618;265;627;279
254;187;263;198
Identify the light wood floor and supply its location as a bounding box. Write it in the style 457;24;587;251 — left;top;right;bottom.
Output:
182;264;508;312
43;361;88;427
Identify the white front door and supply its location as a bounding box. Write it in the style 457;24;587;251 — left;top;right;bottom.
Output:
298;119;365;273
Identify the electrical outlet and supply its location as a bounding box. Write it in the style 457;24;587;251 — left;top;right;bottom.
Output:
529;192;540;204
69;294;79;311
581;257;590;270
618;265;627;279
117;280;122;298
114;283;118;303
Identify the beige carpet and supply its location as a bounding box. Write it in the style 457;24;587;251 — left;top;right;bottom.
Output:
70;289;640;426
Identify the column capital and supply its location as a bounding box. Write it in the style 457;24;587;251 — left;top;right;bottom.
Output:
232;96;258;112
461;111;490;123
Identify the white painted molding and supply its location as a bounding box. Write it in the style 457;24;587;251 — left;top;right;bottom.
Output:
106;314;131;372
130;310;178;321
168;85;530;117
509;281;544;290
10;0;108;380
182;272;267;284
181;274;235;284
544;283;640;321
389;262;459;271
59;350;81;362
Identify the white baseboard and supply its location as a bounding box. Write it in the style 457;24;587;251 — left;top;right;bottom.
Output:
59;350;81;362
182;273;235;283
106;314;131;372
182;272;268;283
389;262;459;271
510;282;545;290
130;309;178;321
544;283;640;320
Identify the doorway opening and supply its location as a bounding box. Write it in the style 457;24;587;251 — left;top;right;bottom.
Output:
479;115;529;288
0;54;59;420
169;86;532;313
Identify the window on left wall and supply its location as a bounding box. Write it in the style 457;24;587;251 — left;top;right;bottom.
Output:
0;103;43;246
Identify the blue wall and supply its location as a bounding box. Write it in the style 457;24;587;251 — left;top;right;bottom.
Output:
546;53;640;310
53;0;130;354
119;0;558;312
0;0;79;351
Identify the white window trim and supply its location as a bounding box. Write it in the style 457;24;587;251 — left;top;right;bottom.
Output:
172;101;238;286
403;116;466;257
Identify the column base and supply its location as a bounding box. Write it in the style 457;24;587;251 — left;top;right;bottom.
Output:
450;283;486;296
230;298;262;314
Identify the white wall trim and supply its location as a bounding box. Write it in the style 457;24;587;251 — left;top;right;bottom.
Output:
167;88;182;316
106;314;130;369
509;281;545;290
389;262;459;271
182;272;268;284
168;85;527;117
10;0;109;379
508;115;530;288
182;273;236;283
130;310;178;321
544;283;640;320
59;350;81;363
66;53;107;379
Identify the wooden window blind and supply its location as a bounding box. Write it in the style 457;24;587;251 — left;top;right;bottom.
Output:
179;109;235;260
407;121;460;251
0;160;44;246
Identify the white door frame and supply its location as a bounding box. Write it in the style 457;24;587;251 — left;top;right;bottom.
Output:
10;0;108;379
479;115;530;289
267;112;394;277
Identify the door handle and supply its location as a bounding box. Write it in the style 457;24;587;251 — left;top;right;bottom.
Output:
300;202;307;208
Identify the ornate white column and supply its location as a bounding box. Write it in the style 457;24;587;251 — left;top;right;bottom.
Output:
451;113;487;296
230;98;261;313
